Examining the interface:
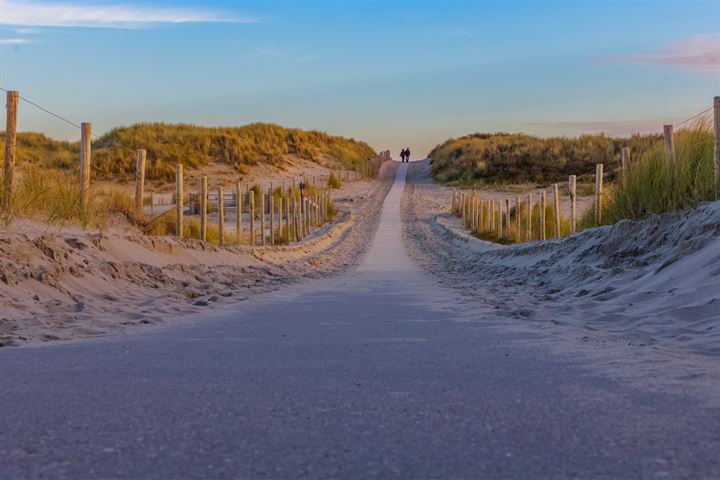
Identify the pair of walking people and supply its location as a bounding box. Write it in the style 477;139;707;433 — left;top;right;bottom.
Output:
400;148;411;163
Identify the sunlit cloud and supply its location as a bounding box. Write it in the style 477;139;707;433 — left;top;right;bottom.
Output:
0;38;31;45
599;34;720;72
0;0;259;28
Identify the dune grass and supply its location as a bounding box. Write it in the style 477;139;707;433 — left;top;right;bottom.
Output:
430;132;661;185
598;121;716;224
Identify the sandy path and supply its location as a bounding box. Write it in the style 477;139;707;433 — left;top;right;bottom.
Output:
0;162;397;346
0;162;719;478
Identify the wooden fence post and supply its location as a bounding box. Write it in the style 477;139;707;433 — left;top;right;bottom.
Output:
249;193;255;246
3;90;18;212
540;191;546;241
269;194;275;245
569;175;576;235
261;192;266;246
200;176;207;242
286;195;291;239
236;182;242;245
553;183;560;239
595;164;604;225
80;122;92;215
621;147;631;186
526;193;532;241
175;164;183;238
135;149;146;217
498;202;503;239
714;96;720;196
663;125;675;166
505;199;510;239
278;196;284;240
515;196;520;241
218;185;225;246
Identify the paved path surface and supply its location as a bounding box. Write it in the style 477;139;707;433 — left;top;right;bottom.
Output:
1;163;719;478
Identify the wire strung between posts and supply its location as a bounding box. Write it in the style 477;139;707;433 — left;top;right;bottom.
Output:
0;86;83;130
674;106;713;128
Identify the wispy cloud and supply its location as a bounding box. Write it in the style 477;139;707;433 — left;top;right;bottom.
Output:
0;0;259;28
598;34;720;72
0;38;31;45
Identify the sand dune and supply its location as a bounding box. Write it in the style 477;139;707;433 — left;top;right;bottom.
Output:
402;159;720;357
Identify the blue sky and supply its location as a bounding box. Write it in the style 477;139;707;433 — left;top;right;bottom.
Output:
1;0;718;157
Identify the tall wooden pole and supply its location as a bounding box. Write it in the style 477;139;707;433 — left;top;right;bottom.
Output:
261;192;266;246
269;194;275;245
569;175;576;235
135;149;146;217
663;124;675;166
714;96;720;196
175;164;183;238
3;90;18;213
80;122;92;216
200;176;207;242
595;164;604;225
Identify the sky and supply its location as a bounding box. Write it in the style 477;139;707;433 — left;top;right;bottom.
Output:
0;0;718;158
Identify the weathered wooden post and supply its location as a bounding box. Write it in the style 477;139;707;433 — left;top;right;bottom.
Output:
249;193;256;246
621;147;631;186
236;182;242;245
175;164;183;238
505;199;510;239
218;185;225;246
200;176;208;241
714;96;720;196
540;191;546;241
569;175;576;235
278;196;284;240
269;194;275;245
526;193;532;241
663;125;675;166
135;149;146;217
498;203;503;239
260;191;266;246
553;183;560;239
80;122;92;215
515;196;520;241
286;195;291;238
595;164;604;225
3;90;18;213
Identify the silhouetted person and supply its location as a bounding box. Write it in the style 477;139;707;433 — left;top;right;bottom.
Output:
400;149;406;163
405;148;411;162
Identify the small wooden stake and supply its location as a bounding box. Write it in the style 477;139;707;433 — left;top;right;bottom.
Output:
250;193;255;246
714;96;720;195
135;149;146;217
553;183;560;239
218;185;225;246
261;192;266;246
505;199;510;239
526;193;532;241
80;122;92;215
569;175;576;234
200;176;208;242
269;194;275;245
540;191;546;241
515;196;520;241
175;164;183;238
3;90;18;212
595;164;604;225
621;147;631;185
236;182;242;245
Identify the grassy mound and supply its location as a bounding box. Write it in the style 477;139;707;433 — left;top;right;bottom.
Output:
429;132;660;185
1;123;377;183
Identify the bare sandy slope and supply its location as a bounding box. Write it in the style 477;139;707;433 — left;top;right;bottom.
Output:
0;162;397;346
402;159;720;358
